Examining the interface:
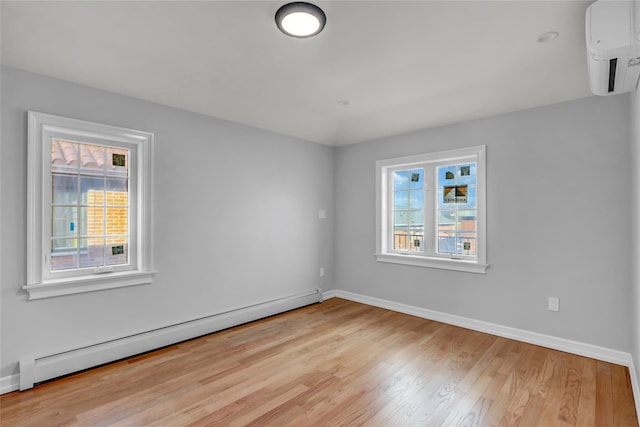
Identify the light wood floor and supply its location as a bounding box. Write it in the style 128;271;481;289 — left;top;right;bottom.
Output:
1;298;638;426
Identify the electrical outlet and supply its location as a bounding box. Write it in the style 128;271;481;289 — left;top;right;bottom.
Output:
548;297;560;312
318;209;326;219
319;267;325;278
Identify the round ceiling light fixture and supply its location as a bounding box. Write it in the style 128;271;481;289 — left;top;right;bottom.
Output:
276;2;326;38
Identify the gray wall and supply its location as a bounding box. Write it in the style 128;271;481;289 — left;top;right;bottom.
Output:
1;65;636;386
0;66;335;378
335;94;632;352
632;88;640;388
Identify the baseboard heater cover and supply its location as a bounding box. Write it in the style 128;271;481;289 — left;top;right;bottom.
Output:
19;288;322;391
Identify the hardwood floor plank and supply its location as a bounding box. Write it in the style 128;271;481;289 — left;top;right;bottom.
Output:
575;357;598;427
517;351;563;426
0;298;637;427
535;351;573;426
596;360;615;426
612;363;639;426
558;356;584;425
439;339;514;426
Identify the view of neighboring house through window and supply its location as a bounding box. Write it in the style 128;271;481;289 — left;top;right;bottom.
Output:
437;163;477;256
51;140;130;271
376;145;487;273
392;169;425;252
391;164;477;256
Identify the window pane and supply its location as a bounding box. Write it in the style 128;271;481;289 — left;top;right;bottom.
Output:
394;191;408;209
438;233;478;256
394;210;408;226
107;147;129;177
457;210;477;231
106;207;128;236
79;207;104;237
106;178;127;192
409;169;423;190
408;190;424;209
51;140;78;173
393;205;408;251
455;186;476;209
395;169;423;235
438;166;457;186
52;207;77;238
409;233;424;251
106;179;128;206
79;237;104;268
80;176;105;205
438;188;457;209
78;144;105;174
51;238;78;271
409;210;424;226
459;233;477;256
394;170;409;190
437;177;477;253
438;210;455;226
393;233;404;251
456;164;476;186
52;174;78;205
106;238;128;266
438;186;476;209
438;232;456;254
394;231;410;251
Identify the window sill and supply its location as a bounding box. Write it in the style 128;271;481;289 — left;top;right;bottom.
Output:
375;253;488;274
22;270;157;300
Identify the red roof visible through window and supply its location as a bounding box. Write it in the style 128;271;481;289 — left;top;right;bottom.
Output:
51;140;106;168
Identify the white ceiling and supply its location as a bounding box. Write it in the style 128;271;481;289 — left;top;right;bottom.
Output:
1;1;594;146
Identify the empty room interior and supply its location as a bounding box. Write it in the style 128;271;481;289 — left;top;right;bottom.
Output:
1;0;640;425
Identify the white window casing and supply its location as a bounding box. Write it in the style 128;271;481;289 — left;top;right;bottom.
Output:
25;111;156;299
375;145;488;274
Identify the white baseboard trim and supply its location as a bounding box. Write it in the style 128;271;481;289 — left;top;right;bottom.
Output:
11;288;322;393
327;290;633;367
0;374;19;395
321;289;339;300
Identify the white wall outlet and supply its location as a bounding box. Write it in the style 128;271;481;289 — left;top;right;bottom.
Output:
318;209;326;219
319;267;325;278
548;297;560;312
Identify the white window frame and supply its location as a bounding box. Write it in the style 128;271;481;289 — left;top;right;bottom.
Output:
24;111;155;299
375;145;487;274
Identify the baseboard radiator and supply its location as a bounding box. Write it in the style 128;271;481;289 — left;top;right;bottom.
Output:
19;288;323;391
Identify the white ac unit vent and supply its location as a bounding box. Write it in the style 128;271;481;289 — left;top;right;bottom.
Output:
586;0;640;96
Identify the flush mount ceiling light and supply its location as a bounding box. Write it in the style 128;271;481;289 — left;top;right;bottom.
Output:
276;2;326;38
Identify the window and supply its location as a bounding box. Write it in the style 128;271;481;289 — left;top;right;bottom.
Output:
375;145;487;273
25;112;155;299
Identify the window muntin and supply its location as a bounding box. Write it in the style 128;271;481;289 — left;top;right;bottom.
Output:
376;146;487;273
26;112;155;299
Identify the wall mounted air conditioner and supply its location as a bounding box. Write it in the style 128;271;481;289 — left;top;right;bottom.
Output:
586;0;640;96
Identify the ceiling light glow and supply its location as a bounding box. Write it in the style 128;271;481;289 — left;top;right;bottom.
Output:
276;2;326;38
281;12;320;37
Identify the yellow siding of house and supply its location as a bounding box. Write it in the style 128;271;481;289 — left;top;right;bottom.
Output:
86;190;128;244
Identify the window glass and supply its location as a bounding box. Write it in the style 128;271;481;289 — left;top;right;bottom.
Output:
436;162;477;256
393;168;424;252
50;140;130;272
